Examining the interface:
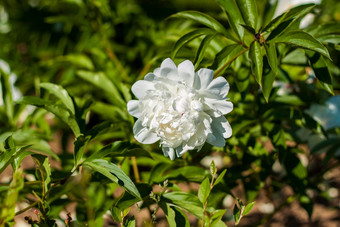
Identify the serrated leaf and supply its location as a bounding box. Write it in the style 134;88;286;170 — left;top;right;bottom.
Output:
198;177;211;203
237;0;257;29
162;192;203;218
76;70;125;107
194;34;216;68
84;159;141;199
172;28;214;59
174;11;238;42
160;202;190;227
217;0;245;40
243;201;256;215
213;169;227;187
306;51;333;94
274;31;330;60
249;41;263;87
40;82;75;115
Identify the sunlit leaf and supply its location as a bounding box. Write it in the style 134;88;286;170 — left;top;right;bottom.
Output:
274;31;331;60
171;11;237;42
249;41;263;86
236;0;257;29
217;0;245;40
198;177;210;203
84;159;141;199
40;82;75;115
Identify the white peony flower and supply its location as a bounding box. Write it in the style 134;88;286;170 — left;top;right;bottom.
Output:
127;58;233;160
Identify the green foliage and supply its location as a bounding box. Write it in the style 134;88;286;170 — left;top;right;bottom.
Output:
0;0;339;226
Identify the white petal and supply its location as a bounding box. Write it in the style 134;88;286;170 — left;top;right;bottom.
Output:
131;80;155;99
207;131;225;147
206;77;230;99
204;99;233;117
127;100;141;118
207;116;232;147
212;116;232;139
198;68;213;89
133;119;159;144
159;58;178;79
144;73;155;81
178;60;195;87
175;145;187;157
162;147;175;160
161;58;177;70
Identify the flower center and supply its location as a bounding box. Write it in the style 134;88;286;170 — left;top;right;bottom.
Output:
139;82;206;148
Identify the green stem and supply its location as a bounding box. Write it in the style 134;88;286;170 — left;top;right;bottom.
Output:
213;48;248;77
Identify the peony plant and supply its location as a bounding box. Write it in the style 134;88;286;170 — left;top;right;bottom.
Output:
127;58;233;160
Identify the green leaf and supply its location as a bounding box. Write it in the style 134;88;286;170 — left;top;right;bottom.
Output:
210;160;216;175
0;169;24;223
198;177;211;203
240;24;256;35
76;70;126;108
171;11;237;42
249;41;263;87
0;67;14;124
217;0;245;40
84;159;141;199
165;166;209;182
262;56;276;102
235;67;250;92
213;169;227;187
160;202;190;227
274;31;330;60
123;217;135;227
263;0;279;26
262;70;276;102
233;204;241;224
0;137;31;173
210;209;226;227
243;201;256;215
212;44;246;75
116;183;152;210
162;192;203;218
317;34;340;44
236;0;257;29
32;154;51;193
86;141;152;162
74;135;90;167
194;34;216;68
173;28;214;59
306;51;333;95
40;82;75;115
264;43;278;74
263;4;315;37
16;97;81;137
